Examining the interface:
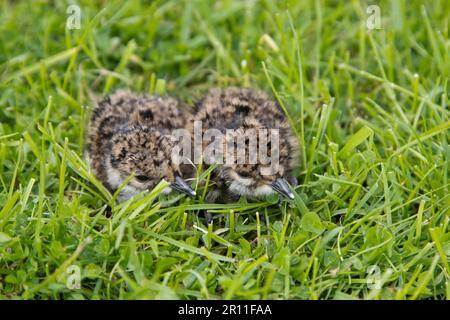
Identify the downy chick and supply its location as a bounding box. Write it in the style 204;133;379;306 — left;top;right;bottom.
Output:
194;88;299;203
87;90;196;201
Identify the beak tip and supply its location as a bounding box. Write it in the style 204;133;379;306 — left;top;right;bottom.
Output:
272;178;295;200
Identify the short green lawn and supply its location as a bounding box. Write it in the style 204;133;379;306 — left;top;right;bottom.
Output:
0;0;448;299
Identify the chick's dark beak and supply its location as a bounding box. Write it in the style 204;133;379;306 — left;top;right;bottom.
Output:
271;178;294;200
171;176;196;197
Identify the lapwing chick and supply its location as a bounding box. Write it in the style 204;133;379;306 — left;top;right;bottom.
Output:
87;90;196;201
194;88;299;203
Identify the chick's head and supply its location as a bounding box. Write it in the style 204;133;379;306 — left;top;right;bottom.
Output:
108;125;195;197
217;122;299;199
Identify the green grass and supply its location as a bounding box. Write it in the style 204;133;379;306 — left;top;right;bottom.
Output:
0;0;449;300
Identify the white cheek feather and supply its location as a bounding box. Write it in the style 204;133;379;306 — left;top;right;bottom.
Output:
234;175;254;187
105;156;124;190
229;180;252;196
105;155;141;202
227;170;275;198
253;184;276;197
228;180;276;198
227;170;254;188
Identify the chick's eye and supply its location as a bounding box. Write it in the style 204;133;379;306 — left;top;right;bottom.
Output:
135;175;150;182
238;171;251;178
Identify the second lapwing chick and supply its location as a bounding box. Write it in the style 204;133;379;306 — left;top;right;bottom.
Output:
87;90;195;201
194;88;300;202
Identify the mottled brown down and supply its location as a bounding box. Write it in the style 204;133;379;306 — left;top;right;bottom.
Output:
87;90;194;198
194;87;300;202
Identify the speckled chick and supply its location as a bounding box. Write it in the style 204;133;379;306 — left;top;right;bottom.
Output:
194;88;300;203
87;90;196;201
